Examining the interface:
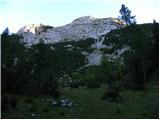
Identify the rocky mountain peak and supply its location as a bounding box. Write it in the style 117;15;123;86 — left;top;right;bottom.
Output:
72;16;97;24
17;16;124;44
18;24;43;34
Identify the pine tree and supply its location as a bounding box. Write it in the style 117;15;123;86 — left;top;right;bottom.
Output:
2;27;9;35
119;4;136;25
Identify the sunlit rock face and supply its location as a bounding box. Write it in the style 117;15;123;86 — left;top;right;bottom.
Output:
17;16;124;44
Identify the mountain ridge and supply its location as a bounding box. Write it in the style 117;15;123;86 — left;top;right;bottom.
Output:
17;16;124;45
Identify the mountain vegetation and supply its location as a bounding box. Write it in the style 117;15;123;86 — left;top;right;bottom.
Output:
1;21;158;118
1;5;159;117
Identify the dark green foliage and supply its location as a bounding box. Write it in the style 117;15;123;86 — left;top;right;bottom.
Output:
53;90;61;99
76;65;101;88
119;4;136;25
1;32;88;95
1;81;158;119
30;104;37;112
84;67;100;88
52;49;85;73
75;38;95;52
1;34;57;95
72;58;124;89
59;112;66;117
99;59;115;83
1;33;27;93
51;39;94;73
1;94;18;112
2;23;158;96
43;106;50;113
99;58;124;91
25;97;34;103
1;96;11;112
10;98;17;109
86;81;100;89
103;23;159;90
121;73;134;89
26;41;60;95
116;108;121;114
101;89;122;102
70;82;80;88
1;22;158;118
52;37;95;52
150;20;159;73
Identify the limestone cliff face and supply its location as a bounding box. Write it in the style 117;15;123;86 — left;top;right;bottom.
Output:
17;16;124;44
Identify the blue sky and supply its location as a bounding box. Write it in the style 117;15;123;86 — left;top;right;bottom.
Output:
0;0;159;33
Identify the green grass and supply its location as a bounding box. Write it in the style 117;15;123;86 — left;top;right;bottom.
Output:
2;82;158;119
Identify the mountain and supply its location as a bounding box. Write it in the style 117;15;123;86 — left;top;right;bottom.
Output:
17;16;124;45
2;17;159;119
2;21;159;95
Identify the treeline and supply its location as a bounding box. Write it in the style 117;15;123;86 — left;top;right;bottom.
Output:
71;22;159;91
1;31;85;95
1;22;159;96
108;23;159;89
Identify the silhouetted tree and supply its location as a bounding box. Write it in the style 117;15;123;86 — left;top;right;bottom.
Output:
119;4;136;25
2;27;9;35
1;32;26;93
152;19;159;71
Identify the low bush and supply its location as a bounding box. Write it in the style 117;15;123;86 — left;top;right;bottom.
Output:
53;90;61;99
86;81;100;89
30;104;37;112
1;94;18;112
70;82;80;88
25;97;34;103
101;89;122;102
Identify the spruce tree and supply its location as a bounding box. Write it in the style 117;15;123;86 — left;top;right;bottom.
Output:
119;4;136;25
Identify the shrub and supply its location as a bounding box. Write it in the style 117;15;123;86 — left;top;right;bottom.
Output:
43;106;50;113
122;73;134;90
1;94;18;112
79;81;86;86
53;90;61;99
25;97;34;103
86;81;100;89
1;95;11;112
101;89;122;102
70;82;80;88
30;104;37;112
10;96;18;109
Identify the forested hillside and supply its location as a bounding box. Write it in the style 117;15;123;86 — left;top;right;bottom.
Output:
1;22;159;118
